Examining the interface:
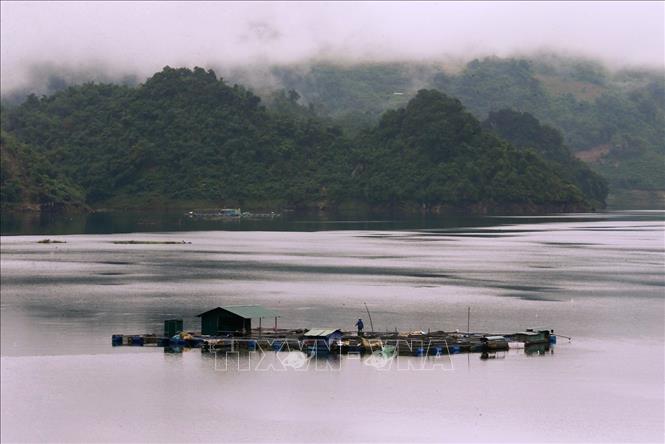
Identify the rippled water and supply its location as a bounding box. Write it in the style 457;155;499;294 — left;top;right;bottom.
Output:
1;211;663;442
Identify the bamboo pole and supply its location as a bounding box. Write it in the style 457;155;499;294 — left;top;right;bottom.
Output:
467;306;471;334
364;302;374;333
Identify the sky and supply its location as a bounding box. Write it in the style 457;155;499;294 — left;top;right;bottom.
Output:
1;1;664;92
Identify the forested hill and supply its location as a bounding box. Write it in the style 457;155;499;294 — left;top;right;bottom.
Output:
482;109;607;208
0;129;86;211
350;90;592;211
2;67;601;213
235;57;663;194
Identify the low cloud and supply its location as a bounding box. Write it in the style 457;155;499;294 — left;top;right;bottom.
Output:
1;2;663;94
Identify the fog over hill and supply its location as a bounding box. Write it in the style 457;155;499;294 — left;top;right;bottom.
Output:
1;2;663;209
1;2;663;95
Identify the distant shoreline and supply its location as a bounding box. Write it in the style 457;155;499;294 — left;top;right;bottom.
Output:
4;188;663;218
1;199;594;217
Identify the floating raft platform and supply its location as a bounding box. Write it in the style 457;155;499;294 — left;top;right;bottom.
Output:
112;328;557;356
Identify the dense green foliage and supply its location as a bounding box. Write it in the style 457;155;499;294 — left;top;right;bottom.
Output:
351;90;585;208
1;67;596;212
236;57;663;191
439;58;664;192
0;128;85;209
3;67;351;208
483;109;608;207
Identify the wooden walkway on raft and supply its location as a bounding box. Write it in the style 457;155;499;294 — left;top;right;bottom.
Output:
112;328;558;356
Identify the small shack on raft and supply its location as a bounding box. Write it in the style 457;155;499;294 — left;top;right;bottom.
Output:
197;305;280;335
303;329;343;347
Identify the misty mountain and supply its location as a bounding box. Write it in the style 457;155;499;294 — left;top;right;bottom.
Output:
0;63;140;106
1;67;598;213
226;56;663;193
3;55;662;196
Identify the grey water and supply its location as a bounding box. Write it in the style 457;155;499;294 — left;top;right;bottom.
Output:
1;211;663;442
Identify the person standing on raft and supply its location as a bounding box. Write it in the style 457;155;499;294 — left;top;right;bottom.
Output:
355;318;364;336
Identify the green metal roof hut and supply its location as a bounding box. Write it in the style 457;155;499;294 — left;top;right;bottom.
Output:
303;329;343;347
196;305;280;336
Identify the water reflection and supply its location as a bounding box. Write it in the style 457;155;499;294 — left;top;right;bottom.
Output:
3;209;660;236
1;212;663;442
188;347;556;372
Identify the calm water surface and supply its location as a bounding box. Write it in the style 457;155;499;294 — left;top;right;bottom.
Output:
1;211;663;442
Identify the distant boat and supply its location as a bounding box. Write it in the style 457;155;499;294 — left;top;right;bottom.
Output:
186;208;280;219
186;208;242;218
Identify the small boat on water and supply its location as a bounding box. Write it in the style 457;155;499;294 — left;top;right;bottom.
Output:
187;208;242;218
186;208;281;220
506;329;554;346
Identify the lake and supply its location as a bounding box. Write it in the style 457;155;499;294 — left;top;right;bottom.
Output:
1;211;663;442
